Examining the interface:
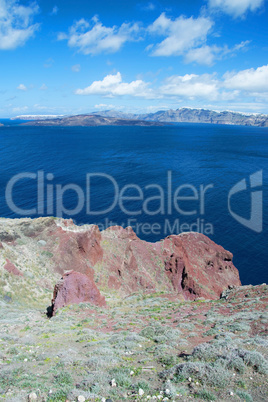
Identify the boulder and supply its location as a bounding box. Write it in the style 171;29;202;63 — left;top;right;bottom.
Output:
50;270;106;316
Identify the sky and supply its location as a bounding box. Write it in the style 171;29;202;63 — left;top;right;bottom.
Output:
0;0;268;117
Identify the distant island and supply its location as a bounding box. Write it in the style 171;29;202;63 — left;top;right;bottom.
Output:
20;114;165;127
11;107;268;127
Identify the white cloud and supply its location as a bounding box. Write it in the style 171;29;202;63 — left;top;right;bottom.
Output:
40;84;48;90
185;45;220;66
75;72;155;98
185;41;250;66
50;6;58;16
75;65;268;103
58;16;141;55
0;0;39;50
94;104;115;109
141;2;156;11
208;0;264;17
224;65;268;92
160;73;220;100
71;64;81;72
17;83;27;91
147;13;213;56
75;71;221;101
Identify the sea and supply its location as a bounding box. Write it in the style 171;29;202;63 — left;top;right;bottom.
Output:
0;120;267;286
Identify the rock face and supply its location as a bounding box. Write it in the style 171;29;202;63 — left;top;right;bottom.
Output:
99;228;241;300
0;217;241;310
162;233;240;300
50;270;106;316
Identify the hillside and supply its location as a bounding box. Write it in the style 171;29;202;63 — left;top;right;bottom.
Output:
94;108;268;127
0;217;267;402
21;114;165;127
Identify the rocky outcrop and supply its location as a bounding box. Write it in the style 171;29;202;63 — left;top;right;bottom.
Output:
48;223;103;277
49;270;106;316
0;217;241;311
163;233;240;300
99;228;240;300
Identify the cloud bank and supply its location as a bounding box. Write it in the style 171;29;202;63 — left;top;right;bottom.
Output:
0;0;39;50
75;72;155;98
75;65;268;102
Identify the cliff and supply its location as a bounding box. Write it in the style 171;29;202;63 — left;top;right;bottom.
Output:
0;217;240;311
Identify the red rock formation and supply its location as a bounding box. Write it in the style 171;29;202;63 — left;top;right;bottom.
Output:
49;224;103;277
50;270;106;316
25;219;239;303
4;259;23;276
1;218;241;310
162;233;241;300
100;228;241;300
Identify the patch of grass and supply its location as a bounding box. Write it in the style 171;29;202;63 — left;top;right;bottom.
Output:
0;367;25;390
8;346;19;355
54;371;73;386
158;354;178;368
236;390;253;401
194;388;216;400
47;389;68;402
236;379;247;388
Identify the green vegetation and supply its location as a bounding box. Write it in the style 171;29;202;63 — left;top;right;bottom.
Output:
0;282;267;401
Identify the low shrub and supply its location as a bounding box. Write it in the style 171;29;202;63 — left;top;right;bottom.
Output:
170;361;230;388
195;388;216;400
238;349;268;374
236;390;253;401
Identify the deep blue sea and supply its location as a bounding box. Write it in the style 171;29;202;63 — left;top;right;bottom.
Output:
0;121;267;286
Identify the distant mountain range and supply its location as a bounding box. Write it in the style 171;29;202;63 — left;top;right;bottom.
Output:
91;108;268;127
21;114;165;127
13;107;268;127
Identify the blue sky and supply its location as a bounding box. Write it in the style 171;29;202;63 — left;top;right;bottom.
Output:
0;0;268;117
